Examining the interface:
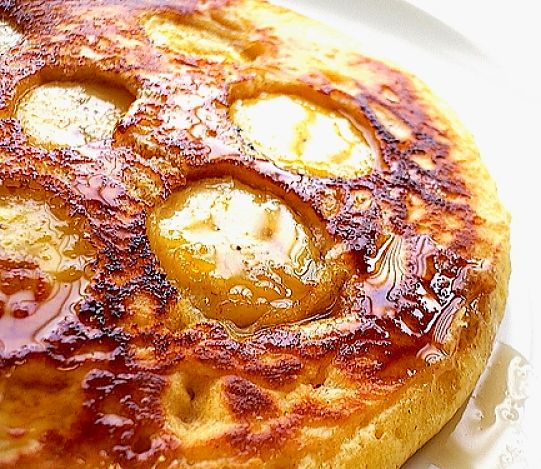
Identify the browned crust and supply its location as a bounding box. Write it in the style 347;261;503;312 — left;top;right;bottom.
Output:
0;0;510;467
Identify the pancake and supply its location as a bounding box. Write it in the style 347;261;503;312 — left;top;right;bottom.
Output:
0;1;510;468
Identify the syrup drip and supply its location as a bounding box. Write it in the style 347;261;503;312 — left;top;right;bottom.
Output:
0;277;88;354
74;174;125;207
73;144;126;207
0;194;94;355
363;235;406;318
362;234;478;362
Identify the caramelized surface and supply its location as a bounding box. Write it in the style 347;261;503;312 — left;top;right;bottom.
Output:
0;0;509;467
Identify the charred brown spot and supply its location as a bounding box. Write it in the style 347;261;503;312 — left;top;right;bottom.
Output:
223;376;277;419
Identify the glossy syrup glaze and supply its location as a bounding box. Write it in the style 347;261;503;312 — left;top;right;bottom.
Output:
0;0;504;466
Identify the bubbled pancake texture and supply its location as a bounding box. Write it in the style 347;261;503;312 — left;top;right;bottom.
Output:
0;1;510;468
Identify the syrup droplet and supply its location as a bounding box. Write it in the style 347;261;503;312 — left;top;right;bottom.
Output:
363;235;406;318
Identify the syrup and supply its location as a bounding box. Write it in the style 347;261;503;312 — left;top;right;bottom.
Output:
0;194;94;354
74;173;125;207
0;279;88;354
361;234;472;357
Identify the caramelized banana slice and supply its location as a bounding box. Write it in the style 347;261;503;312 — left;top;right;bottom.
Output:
148;177;343;328
0;195;91;281
231;94;374;178
0;18;23;54
15;81;132;149
144;14;244;63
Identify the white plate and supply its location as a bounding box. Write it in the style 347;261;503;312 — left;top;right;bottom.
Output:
273;1;539;466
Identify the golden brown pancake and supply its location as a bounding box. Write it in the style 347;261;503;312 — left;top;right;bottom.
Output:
0;1;510;468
